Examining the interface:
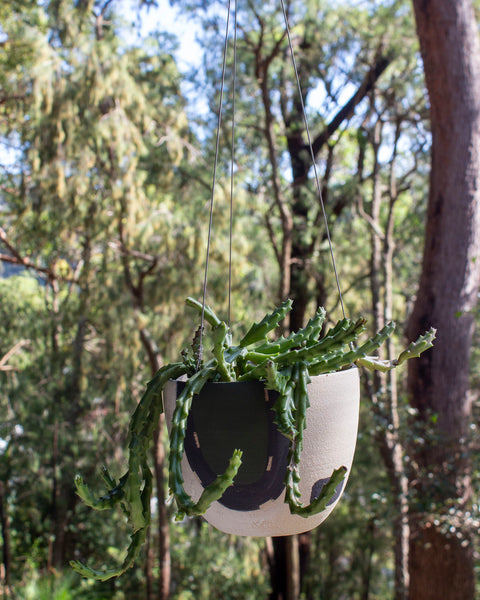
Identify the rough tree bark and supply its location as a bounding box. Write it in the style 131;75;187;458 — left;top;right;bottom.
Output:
407;1;480;598
0;481;12;595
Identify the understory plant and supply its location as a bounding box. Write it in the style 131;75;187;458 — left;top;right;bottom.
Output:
71;297;435;580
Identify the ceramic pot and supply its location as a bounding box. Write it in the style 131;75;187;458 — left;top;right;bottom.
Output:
163;366;360;537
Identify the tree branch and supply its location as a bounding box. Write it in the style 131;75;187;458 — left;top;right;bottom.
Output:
312;49;394;157
0;340;30;372
0;227;55;280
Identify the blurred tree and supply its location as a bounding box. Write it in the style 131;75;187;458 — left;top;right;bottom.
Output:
355;69;429;598
175;0;397;327
407;1;480;599
0;0;194;591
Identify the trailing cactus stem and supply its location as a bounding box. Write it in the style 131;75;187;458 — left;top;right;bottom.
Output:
356;356;397;372
71;362;188;580
185;296;222;327
272;367;296;438
287;466;347;517
185;449;243;518
128;362;186;447
169;365;216;510
309;321;396;375
70;527;146;581
74;473;126;511
71;464;152;580
396;328;436;364
168;361;243;518
357;328;436;371
282;364;311;506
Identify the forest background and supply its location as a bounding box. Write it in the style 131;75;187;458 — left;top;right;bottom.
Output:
1;0;479;599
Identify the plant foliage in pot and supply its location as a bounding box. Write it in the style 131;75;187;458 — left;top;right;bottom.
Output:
71;297;435;580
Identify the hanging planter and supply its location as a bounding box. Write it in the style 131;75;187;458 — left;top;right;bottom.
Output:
163;366;360;537
71;297;435;580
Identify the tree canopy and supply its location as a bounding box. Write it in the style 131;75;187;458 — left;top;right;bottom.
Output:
0;1;478;599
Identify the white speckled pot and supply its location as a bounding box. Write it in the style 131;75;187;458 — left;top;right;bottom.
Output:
164;366;360;537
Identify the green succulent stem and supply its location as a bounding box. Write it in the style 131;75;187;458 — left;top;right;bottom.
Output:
254;306;327;355
238;299;293;347
286;466;347;517
185;296;222;328
212;321;235;381
168;360;243;518
71;362;187;580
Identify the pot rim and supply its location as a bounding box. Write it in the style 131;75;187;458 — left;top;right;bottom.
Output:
169;364;359;385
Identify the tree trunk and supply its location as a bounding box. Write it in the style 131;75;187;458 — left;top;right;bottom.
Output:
408;1;480;598
50;227;92;570
384;128;410;600
153;415;171;600
268;535;300;600
0;482;11;594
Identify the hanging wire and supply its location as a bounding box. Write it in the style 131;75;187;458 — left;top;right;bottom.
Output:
279;0;347;319
228;0;238;326
198;0;233;368
198;0;347;367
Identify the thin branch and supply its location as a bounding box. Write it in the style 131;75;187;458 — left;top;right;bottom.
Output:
0;340;30;372
98;0;115;17
108;241;161;265
0;227;26;265
356;201;386;241
311;48;394;157
0;253;54;279
264;207;282;269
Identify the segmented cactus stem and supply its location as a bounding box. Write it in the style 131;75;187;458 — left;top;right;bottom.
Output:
254;306;327;354
185;296;222;327
71;362;187;580
286;466;347;517
168;360;243;518
238;299;293;347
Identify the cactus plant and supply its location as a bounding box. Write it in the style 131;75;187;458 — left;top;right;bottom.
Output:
71;298;435;580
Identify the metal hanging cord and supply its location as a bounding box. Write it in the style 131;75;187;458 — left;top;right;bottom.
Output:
198;0;348;367
198;0;237;367
228;0;238;326
279;0;347;319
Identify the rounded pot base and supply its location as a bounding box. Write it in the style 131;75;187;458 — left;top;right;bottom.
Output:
164;367;360;537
